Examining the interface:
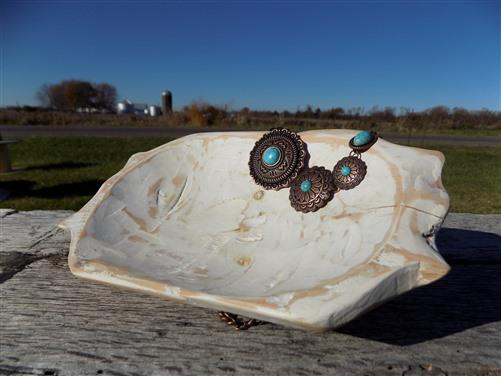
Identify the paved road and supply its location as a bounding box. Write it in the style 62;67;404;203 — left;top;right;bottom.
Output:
1;125;500;147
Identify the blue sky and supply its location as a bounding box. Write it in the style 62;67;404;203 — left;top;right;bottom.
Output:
1;1;499;111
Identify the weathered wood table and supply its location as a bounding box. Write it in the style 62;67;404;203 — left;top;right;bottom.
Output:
1;209;500;376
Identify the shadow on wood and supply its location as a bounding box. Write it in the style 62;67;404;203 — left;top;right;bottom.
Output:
338;228;501;346
22;162;97;171
0;179;103;199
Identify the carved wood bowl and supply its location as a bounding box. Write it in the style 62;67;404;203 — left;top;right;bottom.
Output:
59;130;450;331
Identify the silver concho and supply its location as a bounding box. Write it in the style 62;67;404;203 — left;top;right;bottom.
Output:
332;156;367;190
289;166;335;213
249;128;308;190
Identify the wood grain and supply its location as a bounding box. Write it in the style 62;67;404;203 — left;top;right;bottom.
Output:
0;210;500;376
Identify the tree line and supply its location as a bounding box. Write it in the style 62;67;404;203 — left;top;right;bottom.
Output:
37;80;117;111
237;104;499;125
30;80;499;130
184;101;500;129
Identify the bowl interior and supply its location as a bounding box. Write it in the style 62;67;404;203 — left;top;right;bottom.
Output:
76;134;403;298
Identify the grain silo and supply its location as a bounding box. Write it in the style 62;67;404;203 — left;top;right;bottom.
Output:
162;90;173;114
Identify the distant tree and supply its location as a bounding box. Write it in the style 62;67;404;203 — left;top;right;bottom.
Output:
63;80;95;109
398;107;411;117
48;83;66;109
37;82;65;109
93;83;118;111
370;106;396;122
184;102;206;126
184;101;227;126
328;107;345;119
205;104;226;124
347;107;364;117
383;107;396;121
475;108;498;126
35;84;51;107
427;106;450;124
304;105;314;118
36;80;118;111
451;107;470;128
368;106;380;115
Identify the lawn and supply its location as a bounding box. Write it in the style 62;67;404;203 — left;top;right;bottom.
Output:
1;137;500;213
0;138;173;211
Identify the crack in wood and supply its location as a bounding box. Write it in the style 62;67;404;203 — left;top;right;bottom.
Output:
25;227;62;251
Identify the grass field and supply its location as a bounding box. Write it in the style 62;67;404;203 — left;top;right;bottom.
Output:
1;137;500;213
3;121;501;138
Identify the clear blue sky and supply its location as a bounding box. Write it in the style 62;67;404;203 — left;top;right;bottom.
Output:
1;1;500;111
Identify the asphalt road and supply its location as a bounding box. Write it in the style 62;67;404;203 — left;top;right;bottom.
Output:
1;125;500;147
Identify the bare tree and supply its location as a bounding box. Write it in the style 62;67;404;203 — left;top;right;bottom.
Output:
63;80;95;109
36;80;118;111
93;83;117;111
35;84;51;107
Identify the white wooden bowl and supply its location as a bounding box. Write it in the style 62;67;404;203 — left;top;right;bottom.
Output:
59;130;450;331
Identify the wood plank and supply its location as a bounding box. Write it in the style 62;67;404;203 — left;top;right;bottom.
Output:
0;210;72;254
0;210;71;283
0;211;500;376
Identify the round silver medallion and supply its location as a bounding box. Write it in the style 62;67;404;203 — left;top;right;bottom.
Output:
249;128;308;190
289;166;335;213
332;156;367;190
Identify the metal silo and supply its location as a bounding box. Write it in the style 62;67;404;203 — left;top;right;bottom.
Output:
162;90;172;114
117;99;133;114
148;105;160;117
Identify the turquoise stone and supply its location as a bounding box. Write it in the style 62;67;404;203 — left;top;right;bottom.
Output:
262;146;281;166
341;165;351;176
353;130;373;146
300;179;312;192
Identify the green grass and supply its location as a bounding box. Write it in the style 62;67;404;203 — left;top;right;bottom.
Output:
1;138;500;213
433;144;501;214
1;138;173;211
